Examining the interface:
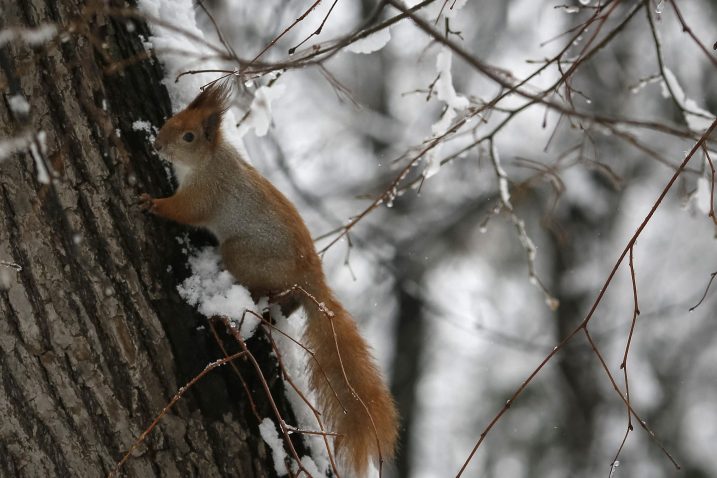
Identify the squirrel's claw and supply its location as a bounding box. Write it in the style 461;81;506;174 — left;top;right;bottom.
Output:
138;193;156;213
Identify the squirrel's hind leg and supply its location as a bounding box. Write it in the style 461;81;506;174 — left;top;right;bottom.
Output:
220;237;302;311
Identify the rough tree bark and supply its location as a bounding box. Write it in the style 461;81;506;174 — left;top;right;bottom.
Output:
0;1;294;476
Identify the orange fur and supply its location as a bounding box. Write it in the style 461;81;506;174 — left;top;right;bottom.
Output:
143;83;398;475
301;291;398;474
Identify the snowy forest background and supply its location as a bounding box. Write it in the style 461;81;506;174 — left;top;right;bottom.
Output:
3;0;717;477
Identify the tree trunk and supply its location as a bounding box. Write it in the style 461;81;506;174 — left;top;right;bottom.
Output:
0;1;292;476
549;195;621;476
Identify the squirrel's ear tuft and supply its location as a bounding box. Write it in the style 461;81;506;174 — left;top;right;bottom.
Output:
189;81;232;144
202;111;222;143
188;81;232;117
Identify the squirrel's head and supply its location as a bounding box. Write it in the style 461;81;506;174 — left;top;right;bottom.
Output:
154;82;232;168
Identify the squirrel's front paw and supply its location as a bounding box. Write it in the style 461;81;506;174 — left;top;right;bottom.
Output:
138;193;157;214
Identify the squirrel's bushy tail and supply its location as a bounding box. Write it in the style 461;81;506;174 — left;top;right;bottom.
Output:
301;285;398;475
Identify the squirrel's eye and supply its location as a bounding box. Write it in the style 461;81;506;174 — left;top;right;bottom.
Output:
183;132;195;143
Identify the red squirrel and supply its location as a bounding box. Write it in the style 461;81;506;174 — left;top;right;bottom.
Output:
140;83;398;475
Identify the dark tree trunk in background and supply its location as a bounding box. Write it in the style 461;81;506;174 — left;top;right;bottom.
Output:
550;207;603;474
389;257;426;478
549;188;622;476
0;1;290;476
389;199;489;478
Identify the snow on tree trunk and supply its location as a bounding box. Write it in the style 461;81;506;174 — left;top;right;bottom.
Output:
0;1;293;476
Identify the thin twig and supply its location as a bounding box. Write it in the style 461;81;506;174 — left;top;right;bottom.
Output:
670;0;717;69
689;271;717;312
583;328;680;470
702;148;717;225
219;315;313;477
262;323;342;477
109;351;246;478
288;0;343;54
611;246;640;472
207;319;261;421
